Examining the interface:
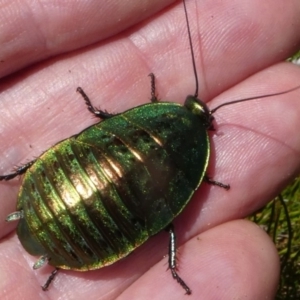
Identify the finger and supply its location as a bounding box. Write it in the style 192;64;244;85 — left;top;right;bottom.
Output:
1;0;299;159
1;0;300;160
131;0;300;101
2;0;300;89
192;0;300;98
117;220;279;300
177;62;300;236
0;220;278;299
0;2;298;298
0;4;299;242
0;0;175;77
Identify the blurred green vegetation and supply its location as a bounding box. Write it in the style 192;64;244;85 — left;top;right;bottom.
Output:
249;178;300;299
287;50;300;64
249;51;300;299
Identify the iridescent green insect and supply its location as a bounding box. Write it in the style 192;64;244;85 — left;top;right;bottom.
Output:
3;71;225;294
1;0;300;296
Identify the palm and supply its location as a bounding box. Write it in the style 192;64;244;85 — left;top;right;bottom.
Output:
0;0;300;299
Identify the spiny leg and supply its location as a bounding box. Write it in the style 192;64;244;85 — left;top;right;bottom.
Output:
2;162;58;292
42;268;59;291
0;160;35;181
6;211;23;222
148;73;159;103
76;87;115;119
33;254;49;270
166;224;191;295
204;175;230;190
31;255;58;291
2;161;33;229
3;161;35;222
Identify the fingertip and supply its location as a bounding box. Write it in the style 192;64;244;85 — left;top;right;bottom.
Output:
192;219;280;299
121;219;279;300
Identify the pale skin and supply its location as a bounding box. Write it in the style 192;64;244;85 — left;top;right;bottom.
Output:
0;0;300;299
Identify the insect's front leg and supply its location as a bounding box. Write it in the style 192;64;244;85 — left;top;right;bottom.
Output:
0;160;35;181
77;87;115;119
148;73;159;103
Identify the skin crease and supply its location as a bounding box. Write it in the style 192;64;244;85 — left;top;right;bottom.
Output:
0;0;300;299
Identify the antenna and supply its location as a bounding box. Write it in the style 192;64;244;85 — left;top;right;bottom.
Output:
183;0;199;98
211;85;300;114
183;0;300;113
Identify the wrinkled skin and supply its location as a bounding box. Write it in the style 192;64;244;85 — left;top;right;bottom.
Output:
0;0;300;299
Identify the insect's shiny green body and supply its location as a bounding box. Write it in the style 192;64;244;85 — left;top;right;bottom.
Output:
16;100;210;270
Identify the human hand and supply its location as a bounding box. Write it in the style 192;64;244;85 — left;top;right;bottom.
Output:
0;0;300;299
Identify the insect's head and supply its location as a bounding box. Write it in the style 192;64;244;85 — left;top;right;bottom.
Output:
184;95;214;129
183;0;300;126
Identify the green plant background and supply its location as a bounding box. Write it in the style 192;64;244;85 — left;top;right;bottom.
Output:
249;179;300;299
249;52;300;299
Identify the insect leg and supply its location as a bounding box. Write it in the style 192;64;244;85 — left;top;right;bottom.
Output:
42;268;59;291
32;255;58;291
2;161;35;222
204;175;230;190
166;223;191;295
76;87;115;119
148;73;159;103
0;160;35;181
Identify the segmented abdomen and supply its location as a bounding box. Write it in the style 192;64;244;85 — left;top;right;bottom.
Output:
16;102;209;270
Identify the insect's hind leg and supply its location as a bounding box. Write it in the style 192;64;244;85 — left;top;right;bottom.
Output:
166;223;191;295
204;175;230;190
42;268;59;291
0;160;35;181
76;87;115;119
